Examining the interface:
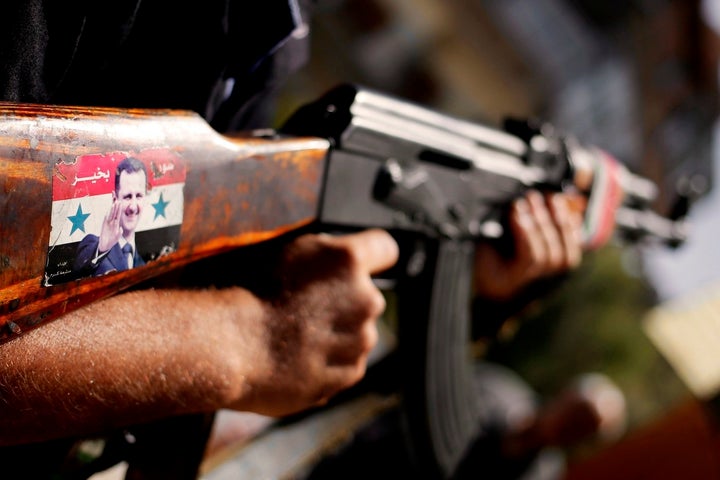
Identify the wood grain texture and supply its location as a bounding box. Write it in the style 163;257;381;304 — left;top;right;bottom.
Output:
0;103;329;340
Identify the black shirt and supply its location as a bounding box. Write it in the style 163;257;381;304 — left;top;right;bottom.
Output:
0;0;311;131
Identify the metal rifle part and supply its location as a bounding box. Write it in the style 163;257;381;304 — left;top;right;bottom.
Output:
283;84;689;249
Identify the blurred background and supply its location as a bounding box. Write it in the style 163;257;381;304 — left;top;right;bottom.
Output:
209;1;720;478
275;0;719;415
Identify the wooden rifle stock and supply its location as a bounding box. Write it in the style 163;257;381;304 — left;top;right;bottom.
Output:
0;103;330;341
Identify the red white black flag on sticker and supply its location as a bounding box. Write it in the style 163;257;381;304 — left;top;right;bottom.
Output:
45;149;186;286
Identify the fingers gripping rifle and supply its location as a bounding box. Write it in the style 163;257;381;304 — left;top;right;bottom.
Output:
281;84;690;478
0;86;689;477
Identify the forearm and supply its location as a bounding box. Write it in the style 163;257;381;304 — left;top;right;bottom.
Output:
0;230;397;447
0;287;264;446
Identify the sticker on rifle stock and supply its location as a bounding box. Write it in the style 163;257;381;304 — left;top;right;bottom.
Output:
45;149;186;286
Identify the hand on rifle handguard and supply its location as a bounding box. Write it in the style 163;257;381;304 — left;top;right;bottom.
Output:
473;190;585;302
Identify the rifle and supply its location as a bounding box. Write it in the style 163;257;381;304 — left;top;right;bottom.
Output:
0;84;691;478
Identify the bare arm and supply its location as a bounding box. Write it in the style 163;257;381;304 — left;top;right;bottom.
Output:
0;229;399;446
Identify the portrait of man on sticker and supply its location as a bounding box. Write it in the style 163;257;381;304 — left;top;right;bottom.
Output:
74;157;149;276
46;149;186;285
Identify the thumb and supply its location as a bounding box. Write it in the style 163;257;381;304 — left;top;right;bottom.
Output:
322;229;399;275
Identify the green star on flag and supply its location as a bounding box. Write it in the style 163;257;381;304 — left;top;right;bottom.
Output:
152;192;170;220
67;204;90;235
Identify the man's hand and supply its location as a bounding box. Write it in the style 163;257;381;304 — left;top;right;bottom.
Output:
473;191;584;302
0;229;398;445
97;200;123;253
235;229;399;416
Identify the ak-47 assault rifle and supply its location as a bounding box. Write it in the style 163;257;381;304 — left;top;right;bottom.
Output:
0;84;690;478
